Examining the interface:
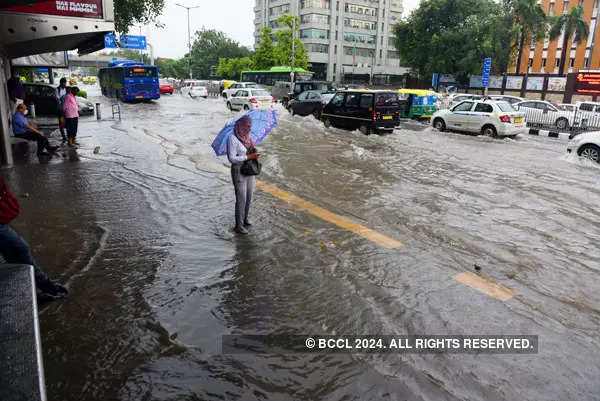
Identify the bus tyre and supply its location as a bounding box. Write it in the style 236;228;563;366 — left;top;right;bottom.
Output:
227;102;232;110
433;118;445;131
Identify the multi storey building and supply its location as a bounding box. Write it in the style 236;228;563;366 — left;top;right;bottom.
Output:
511;0;600;74
253;0;408;83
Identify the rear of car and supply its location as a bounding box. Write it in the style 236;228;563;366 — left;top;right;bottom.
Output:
159;79;174;94
189;81;208;98
247;89;274;110
493;102;527;136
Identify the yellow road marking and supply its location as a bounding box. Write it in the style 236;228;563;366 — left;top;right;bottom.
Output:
256;181;404;249
453;272;516;301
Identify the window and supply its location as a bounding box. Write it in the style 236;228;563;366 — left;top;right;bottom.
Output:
269;4;290;15
251;89;270;97
529;58;533;67
337;0;339;10
335;31;338;40
301;0;330;9
359;94;373;108
306;43;330;53
549;2;555;16
301;14;330;24
297;92;310;101
563;1;569;12
519;101;537;109
344;18;376;30
453;101;474;112
125;67;156;78
580;103;594;111
343;32;376;44
345;93;361;106
570;58;575;67
334;44;337;54
300;28;329;39
556;58;561;67
344;46;372;57
331;93;344;106
497;102;516;112
390;11;402;21
307;92;321;100
345;3;377;16
474;103;493;113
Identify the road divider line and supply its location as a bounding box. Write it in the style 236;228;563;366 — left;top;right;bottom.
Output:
256;181;404;249
453;272;515;301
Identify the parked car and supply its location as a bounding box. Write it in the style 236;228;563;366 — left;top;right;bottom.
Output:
567;131;600;163
288;90;323;118
490;95;524;105
442;94;483;109
181;80;208;98
558;103;577;112
282;80;336;108
514;100;575;130
222;82;258;100
23;82;93;116
431;99;526;137
321;90;403;135
226;88;274;111
159;79;174;94
572;101;600;128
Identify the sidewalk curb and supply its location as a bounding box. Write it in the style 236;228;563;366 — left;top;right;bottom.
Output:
528;128;571;141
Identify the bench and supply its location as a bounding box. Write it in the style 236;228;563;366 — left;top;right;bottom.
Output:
0;264;47;401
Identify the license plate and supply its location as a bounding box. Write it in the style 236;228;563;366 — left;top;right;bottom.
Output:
514;117;522;123
136;95;143;98
261;100;270;103
382;115;393;120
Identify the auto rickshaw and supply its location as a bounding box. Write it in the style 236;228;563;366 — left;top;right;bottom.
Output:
397;89;439;119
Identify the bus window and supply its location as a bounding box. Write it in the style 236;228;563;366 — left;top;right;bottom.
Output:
125;67;157;78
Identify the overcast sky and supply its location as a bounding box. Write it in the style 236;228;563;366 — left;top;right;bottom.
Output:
134;0;421;59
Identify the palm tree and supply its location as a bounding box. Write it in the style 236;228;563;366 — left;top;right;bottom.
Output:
549;2;590;76
513;0;547;73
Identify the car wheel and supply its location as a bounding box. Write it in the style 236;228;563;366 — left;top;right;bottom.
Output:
312;109;321;119
227;102;232;110
578;144;600;163
555;117;569;130
359;125;374;135
243;104;249;111
482;125;497;137
324;118;331;128
433;118;446;131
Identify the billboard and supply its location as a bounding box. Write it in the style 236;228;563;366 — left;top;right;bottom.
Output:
575;73;600;95
489;76;503;88
548;77;566;92
526;77;544;90
506;76;523;90
0;0;103;19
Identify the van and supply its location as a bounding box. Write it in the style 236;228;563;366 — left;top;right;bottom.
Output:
321;90;404;135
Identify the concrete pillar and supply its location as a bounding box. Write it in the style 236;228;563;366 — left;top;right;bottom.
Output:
0;54;14;167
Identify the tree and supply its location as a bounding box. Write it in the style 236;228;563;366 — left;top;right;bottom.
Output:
512;0;547;73
216;57;254;80
156;57;188;78
549;2;589;76
273;15;309;69
253;27;277;70
114;0;165;33
189;29;252;79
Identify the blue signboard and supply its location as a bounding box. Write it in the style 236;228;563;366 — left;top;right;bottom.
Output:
35;68;48;73
432;73;438;88
104;34;147;50
482;57;492;87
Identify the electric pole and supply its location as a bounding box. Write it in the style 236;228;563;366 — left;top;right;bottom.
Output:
175;3;200;80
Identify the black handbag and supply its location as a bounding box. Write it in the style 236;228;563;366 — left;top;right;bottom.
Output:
241;158;261;176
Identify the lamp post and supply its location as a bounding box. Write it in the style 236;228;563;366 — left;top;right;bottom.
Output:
175;3;200;80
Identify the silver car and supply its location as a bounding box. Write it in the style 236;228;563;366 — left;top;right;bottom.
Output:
226;88;274;111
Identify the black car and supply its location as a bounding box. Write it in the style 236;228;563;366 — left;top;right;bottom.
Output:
321;90;404;135
282;80;335;108
23;82;94;116
288;90;323;118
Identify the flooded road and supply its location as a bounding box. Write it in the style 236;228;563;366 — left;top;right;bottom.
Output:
18;88;600;400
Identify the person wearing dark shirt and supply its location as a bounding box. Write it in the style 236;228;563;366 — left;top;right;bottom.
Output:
12;103;58;156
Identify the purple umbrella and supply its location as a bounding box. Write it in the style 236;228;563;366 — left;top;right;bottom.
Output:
211;110;277;156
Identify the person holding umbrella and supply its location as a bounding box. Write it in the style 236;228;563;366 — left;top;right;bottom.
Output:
227;115;260;234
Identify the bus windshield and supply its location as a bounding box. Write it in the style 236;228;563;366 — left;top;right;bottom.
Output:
125;67;157;78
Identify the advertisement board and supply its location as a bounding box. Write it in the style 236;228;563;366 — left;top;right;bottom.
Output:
547;77;566;92
469;75;483;88
526;77;544;90
489;76;503;88
575;73;600;95
0;0;103;19
506;76;523;90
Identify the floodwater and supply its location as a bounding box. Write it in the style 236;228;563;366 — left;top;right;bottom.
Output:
17;87;600;400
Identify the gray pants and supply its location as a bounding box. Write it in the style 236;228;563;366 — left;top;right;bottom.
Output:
231;164;255;227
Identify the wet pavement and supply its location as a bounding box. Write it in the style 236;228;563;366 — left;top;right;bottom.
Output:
3;86;600;401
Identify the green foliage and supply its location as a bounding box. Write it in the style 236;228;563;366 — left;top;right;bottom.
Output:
392;0;515;78
216;57;254;80
156;57;188;78
549;4;589;75
512;0;547;73
253;27;277;70
111;49;150;64
114;0;165;33
273;15;309;69
189;28;252;79
77;89;88;98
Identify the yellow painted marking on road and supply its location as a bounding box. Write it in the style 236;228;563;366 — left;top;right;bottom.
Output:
453;272;516;301
256;181;403;249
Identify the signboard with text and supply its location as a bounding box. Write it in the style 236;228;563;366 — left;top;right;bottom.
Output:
0;0;103;19
482;57;491;87
104;34;147;49
575;73;600;95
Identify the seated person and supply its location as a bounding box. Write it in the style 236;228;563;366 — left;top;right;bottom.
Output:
12;103;58;156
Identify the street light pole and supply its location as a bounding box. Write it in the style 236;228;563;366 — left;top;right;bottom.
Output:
291;13;295;85
175;3;200;80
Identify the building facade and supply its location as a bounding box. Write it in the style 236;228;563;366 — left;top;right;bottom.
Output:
511;0;600;74
253;0;408;83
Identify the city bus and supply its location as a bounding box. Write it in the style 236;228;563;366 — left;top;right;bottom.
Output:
240;66;313;86
98;60;160;101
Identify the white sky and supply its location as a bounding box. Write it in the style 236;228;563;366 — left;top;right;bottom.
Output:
132;0;421;59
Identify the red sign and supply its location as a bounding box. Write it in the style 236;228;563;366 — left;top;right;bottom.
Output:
0;0;103;19
576;73;600;95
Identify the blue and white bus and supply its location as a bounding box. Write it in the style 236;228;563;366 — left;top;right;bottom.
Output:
98;60;160;101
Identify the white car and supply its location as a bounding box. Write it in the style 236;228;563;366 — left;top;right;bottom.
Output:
566;131;600;163
558;103;577;112
222;82;258;100
226;88;274;111
181;80;208;98
514;100;575;130
442;94;483;109
431;99;526;137
490;95;524;105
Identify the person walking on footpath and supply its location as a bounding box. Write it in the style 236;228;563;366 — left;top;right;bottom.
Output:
0;179;68;302
55;77;68;143
12;104;58;156
63;86;80;148
227;115;260;234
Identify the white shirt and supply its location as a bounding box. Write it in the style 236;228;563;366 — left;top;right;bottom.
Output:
227;134;248;165
56;86;67;99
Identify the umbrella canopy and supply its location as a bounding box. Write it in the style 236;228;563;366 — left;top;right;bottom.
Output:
211;110;277;156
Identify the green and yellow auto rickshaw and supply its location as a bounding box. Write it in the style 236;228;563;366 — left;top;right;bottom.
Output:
397;89;440;119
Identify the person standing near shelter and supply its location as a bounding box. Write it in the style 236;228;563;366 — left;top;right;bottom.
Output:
227;115;260;234
12;104;58;156
63;86;80;148
55;78;68;143
7;73;25;114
